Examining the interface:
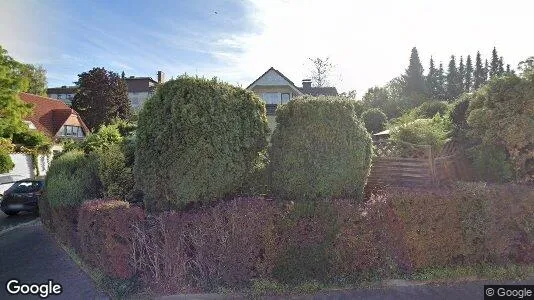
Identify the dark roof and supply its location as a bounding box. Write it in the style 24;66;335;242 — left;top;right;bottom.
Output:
246;67;299;90
47;86;77;94
124;77;158;93
298;86;338;96
18;93;90;138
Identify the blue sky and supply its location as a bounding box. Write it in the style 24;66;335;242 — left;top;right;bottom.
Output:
1;0;534;94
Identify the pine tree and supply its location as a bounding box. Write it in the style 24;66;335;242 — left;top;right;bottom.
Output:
458;56;465;93
473;51;484;90
484;59;489;84
436;63;446;100
465;55;473;92
498;57;505;76
402;47;427;105
446;55;462;100
426;56;440;99
490;47;500;78
121;71;125;79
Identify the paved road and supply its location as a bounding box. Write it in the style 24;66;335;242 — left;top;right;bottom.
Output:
0;211;38;231
0;222;108;299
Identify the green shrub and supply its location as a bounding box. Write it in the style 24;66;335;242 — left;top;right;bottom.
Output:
269;96;372;201
472;145;514;183
361;108;387;134
135;76;268;210
0;138;14;173
412;101;449;118
95;144;134;199
45;150;102;207
466;74;534;181
81;124;123;153
389;114;451;152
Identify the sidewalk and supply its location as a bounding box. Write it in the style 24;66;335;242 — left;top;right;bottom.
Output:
0;222;108;299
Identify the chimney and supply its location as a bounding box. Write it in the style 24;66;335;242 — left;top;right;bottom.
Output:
157;71;165;84
302;79;312;89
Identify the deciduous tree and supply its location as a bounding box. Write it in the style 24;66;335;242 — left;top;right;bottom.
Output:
308;57;333;87
72;67;131;130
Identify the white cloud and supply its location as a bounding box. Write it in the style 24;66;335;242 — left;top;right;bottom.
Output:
209;0;534;94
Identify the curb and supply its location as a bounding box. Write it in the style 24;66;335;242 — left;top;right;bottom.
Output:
0;218;41;236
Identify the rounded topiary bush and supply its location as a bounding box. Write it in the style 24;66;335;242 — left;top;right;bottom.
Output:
269;95;373;201
135;76;268;210
361;108;388;134
45;150;102;207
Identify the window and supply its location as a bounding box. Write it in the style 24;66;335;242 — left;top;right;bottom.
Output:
62;125;83;137
261;92;280;104
67;94;73;99
281;93;291;104
57;95;63;99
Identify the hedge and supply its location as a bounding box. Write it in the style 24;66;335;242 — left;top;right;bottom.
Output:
361;108;387;134
134;76;268;210
78;199;145;279
269;95;372;201
45;150;102;207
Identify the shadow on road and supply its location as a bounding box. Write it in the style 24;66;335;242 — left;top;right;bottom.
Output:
0;211;38;231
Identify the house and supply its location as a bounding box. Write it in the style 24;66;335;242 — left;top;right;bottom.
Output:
47;85;77;105
124;71;165;109
47;70;166;110
246;67;338;115
0;93;91;183
19;93;90;143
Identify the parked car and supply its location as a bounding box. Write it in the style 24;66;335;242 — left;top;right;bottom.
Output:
0;178;45;216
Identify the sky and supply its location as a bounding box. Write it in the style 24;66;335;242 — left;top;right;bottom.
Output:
1;0;533;95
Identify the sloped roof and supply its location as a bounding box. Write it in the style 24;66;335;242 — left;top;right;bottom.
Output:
47;86;77;94
246;67;302;93
124;77;158;93
18;93;90;138
298;86;338;96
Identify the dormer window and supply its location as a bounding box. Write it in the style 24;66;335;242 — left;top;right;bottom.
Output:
61;125;84;138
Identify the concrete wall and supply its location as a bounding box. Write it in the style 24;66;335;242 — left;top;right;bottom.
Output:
128;91;153;109
0;153;51;194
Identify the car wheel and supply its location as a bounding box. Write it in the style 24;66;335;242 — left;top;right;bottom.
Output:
4;211;19;216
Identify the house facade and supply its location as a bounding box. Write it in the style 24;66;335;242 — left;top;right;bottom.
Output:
47;85;76;105
124;71;165;109
19;93;90;143
47;70;166;110
246;67;338;115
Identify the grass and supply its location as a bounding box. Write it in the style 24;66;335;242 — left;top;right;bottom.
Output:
410;264;534;282
61;246;139;299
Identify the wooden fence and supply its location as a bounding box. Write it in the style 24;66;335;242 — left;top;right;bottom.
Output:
367;140;471;188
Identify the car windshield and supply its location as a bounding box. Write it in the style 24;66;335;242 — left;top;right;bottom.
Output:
8;181;43;194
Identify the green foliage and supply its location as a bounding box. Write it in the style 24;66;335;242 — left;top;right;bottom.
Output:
81;124;123;153
472;145;514;183
135;76;268;210
0;46;33;139
72;67;131;130
0;137;14;173
466;74;534;181
412;101;449;119
402;47;427;106
95;144;134;199
12;129;51;149
45;150;102;207
361;108;387;134
389;115;451;152
446;55;463;100
269;95;372;201
19;64;47;96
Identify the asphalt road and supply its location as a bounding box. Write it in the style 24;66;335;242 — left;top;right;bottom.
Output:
0;211;38;231
0;222;108;299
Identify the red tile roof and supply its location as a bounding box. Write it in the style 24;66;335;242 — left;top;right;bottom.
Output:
18;92;90;138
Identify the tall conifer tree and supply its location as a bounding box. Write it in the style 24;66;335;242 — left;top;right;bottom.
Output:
465;55;473;92
402;47;427;104
446;55;462;100
490;47;500;78
458;56;465;92
473;51;484;90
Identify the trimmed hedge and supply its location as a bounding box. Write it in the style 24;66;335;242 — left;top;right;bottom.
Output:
135;76;269;211
269;96;372;200
45;150;102;207
78;199;145;279
361;108;387;134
